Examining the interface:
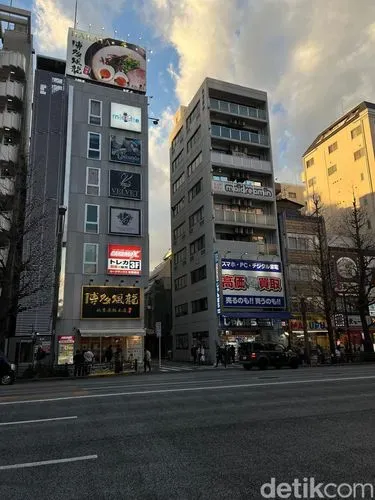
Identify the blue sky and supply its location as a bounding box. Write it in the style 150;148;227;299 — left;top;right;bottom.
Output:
7;0;375;267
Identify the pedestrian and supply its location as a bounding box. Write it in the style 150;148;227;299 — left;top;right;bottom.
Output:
84;348;95;375
73;350;84;377
114;346;123;374
144;349;151;372
230;345;236;364
105;345;113;363
191;345;197;365
215;344;222;367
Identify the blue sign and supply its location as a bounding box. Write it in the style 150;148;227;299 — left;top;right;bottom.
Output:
223;295;285;308
221;259;281;272
214;252;221;314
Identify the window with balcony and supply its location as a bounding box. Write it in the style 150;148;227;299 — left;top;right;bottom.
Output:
84;204;99;233
306;158;314;168
175;274;187;291
86;167;100;195
187;126;201;153
211;123;267;146
351;125;362;139
87;132;101;160
83;243;98;274
172;172;186;194
191;265;206;284
189;206;204;229
173;222;186;241
174;247;186;265
190;235;205;256
210;98;266;120
327;165;337;176
354;148;365;161
187;151;202;176
188;178;202;202
328;141;338;154
191;297;208;314
175;303;188;317
88;99;102;126
172;150;184;173
172;197;185;217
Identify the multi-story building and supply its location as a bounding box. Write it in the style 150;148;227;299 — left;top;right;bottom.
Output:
8;28;149;366
0;5;33;352
169;78;288;362
276;182;305;207
302;101;375;228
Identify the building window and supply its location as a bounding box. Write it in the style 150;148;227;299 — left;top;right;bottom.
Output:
191;297;208;314
289;265;311;281
287;233;316;251
368;220;372;230
191;265;206;284
308;177;316;187
175;333;189;349
87;132;101;160
328;165;337;176
175;303;188;317
186;101;200;130
172;172;186;194
83;243;98;274
175;274;187;291
306;158;314;168
86;167;100;195
190;235;205;256
84;204;99;233
188;178;202;202
172;197;185;217
172;150;184;173
187;151;202;176
88;99;102;126
189;206;204;229
361;172;365;181
173;222;186;242
351;125;362;139
187;126;201;153
171;127;183;150
328;141;338;154
288;192;297;199
174;247;186;265
354;148;365;161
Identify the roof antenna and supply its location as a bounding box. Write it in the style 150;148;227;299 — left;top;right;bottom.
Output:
74;0;78;29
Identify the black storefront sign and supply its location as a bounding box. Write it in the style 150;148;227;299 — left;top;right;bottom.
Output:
110;135;141;165
81;286;140;319
109;170;141;200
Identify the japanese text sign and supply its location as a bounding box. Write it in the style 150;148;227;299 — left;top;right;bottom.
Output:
81;286;141;319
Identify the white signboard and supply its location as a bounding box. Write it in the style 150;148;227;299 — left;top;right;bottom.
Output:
212;180;274;199
155;322;162;338
110;103;141;132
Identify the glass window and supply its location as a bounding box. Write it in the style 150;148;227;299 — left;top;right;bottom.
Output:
83;243;98;274
354;148;365;161
210;99;219;110
230;103;239;114
239;105;248;116
86;167;100;196
88;99;102;126
87;132;101;160
240;130;250;142
85;204;99;233
351;125;362;139
219;101;229;112
221;127;230;138
231;129;240;141
211;124;221;136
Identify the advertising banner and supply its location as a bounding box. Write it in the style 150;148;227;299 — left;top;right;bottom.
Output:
81;286;140;319
110;103;141;132
214;252;221;314
66;28;146;93
57;335;75;365
109;207;141;236
212;180;274;199
110;135;141;165
109;170;141;200
107;244;142;275
221;258;284;308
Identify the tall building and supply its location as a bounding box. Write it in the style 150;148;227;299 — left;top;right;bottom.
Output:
8;28;150;366
169;78;288;362
302;101;375;228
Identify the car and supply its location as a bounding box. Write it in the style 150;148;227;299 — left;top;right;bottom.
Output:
238;341;299;370
0;351;16;385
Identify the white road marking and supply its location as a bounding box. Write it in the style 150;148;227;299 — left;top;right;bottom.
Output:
82;378;228;391
0;416;77;427
0;455;98;471
1;374;375;406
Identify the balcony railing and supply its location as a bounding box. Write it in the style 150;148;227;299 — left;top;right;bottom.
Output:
0;211;11;232
214;209;276;227
0;111;22;131
211;151;272;174
0;144;18;163
212;179;275;200
211;124;269;146
0;177;14;196
210;98;267;121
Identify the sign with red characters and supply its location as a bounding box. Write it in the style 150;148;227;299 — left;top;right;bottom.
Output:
107;244;142;275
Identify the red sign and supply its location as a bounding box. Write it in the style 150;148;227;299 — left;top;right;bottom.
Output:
107;245;142;276
58;336;75;344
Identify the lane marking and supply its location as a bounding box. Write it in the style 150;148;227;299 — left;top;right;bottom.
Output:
81;378;231;391
0;416;77;427
1;374;375;406
0;455;98;471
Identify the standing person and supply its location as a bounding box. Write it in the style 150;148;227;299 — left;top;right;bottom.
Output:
114;346;123;374
105;345;113;364
73;350;83;377
215;344;222;367
84;348;95;375
230;345;236;364
191;345;197;365
143;349;151;373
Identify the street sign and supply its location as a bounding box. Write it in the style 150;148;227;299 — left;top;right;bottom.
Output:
155;322;162;338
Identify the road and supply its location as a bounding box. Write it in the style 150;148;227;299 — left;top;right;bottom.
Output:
1;364;375;499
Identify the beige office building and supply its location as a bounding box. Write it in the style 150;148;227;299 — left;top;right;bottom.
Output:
302;101;375;228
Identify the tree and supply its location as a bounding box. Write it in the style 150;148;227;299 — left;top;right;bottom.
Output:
335;196;375;353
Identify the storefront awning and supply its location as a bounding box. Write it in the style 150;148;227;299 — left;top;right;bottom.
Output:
221;311;291;320
79;329;146;337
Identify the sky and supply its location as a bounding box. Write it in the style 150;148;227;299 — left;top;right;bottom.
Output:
11;0;375;269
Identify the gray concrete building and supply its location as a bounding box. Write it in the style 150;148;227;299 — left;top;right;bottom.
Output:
170;78;288;362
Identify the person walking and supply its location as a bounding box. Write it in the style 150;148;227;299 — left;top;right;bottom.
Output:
83;348;95;375
144;349;152;373
73;350;84;377
105;345;113;364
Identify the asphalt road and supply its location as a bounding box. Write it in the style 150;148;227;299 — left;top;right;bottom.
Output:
1;365;375;500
